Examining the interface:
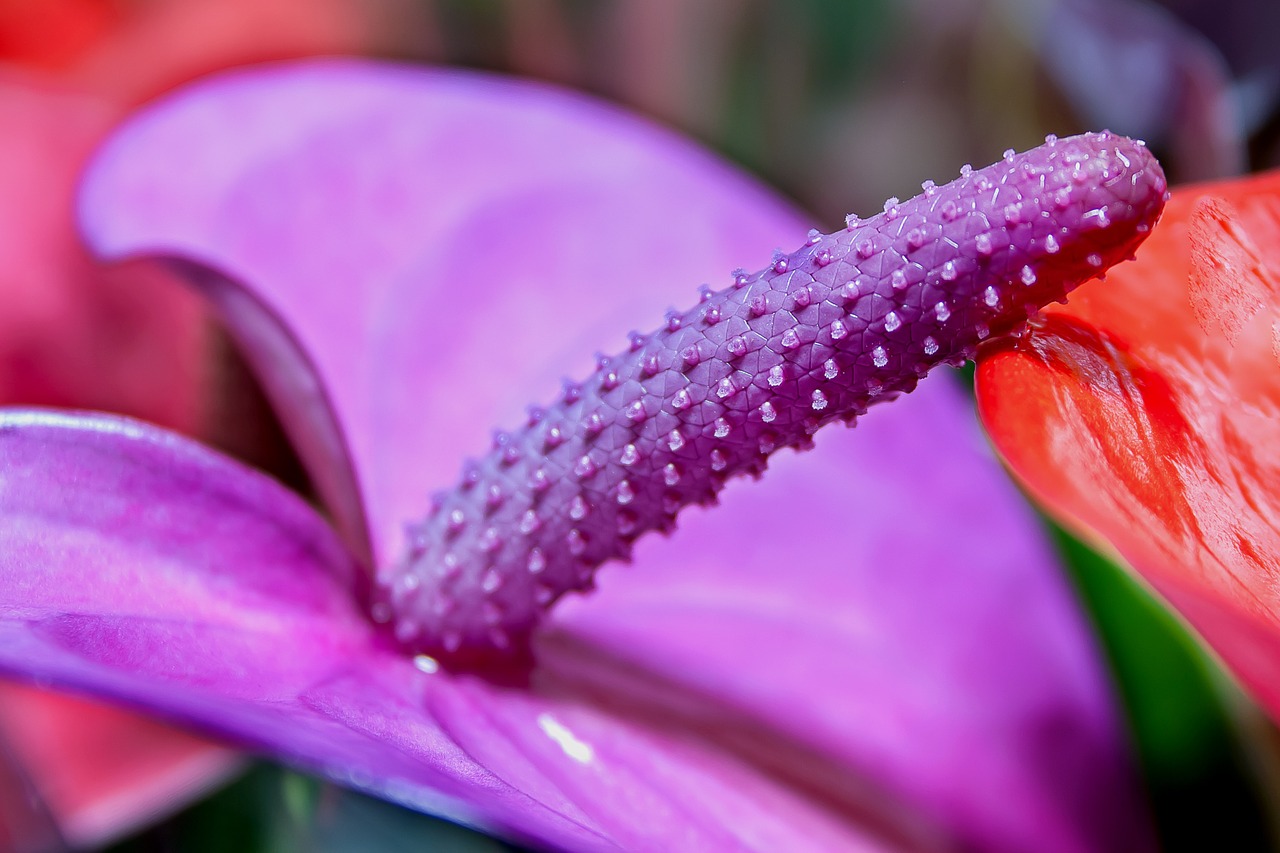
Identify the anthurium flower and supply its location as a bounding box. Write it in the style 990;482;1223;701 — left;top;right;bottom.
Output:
978;166;1280;722
0;60;1158;850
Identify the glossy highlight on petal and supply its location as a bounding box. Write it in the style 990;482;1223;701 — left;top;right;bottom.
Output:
383;131;1168;662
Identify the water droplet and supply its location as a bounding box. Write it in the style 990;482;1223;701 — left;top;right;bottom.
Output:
923;336;939;356
984;286;999;307
462;464;480;489
714;417;732;438
528;548;546;574
716;377;737;399
574;456;597;479
768;365;786;387
1044;234;1060;254
620;444;640;466
482;567;502;591
447;509;466;534
727;336;747;358
710;449;728;471
811;389;828;410
414;654;440;674
617;480;636;505
569;494;589;520
824;359;839;379
567;529;587;556
831;319;849;340
974;233;993;256
664;463;681;486
668;429;685;451
781;329;801;350
1020;265;1037;286
872;346;889;368
884;311;901;332
519;509;540;534
935;302;951;322
941;261;958;281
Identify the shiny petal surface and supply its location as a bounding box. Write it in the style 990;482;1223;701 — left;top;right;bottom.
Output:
978;168;1280;719
79;61;1151;850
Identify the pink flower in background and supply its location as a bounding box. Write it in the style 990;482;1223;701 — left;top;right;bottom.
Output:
0;60;1154;851
0;1;435;846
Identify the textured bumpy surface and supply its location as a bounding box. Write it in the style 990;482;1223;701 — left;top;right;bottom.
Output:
375;131;1168;664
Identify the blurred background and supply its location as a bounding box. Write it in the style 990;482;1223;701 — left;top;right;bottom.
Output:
2;0;1280;850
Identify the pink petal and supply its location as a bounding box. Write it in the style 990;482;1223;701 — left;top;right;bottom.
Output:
78;61;1153;850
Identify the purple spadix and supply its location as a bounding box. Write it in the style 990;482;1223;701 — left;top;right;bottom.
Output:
374;130;1168;665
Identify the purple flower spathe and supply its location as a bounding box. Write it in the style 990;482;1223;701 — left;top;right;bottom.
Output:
0;60;1152;851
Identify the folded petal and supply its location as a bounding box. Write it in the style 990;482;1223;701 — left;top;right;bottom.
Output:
978;168;1280;720
79;61;1152;850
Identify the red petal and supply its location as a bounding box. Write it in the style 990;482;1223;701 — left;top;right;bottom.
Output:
0;683;239;848
977;168;1280;718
